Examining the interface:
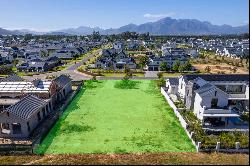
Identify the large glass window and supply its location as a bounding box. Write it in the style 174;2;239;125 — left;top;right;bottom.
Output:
211;98;218;108
37;112;41;122
12;123;22;134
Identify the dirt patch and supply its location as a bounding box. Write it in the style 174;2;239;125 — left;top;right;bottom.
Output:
193;63;248;74
0;153;248;165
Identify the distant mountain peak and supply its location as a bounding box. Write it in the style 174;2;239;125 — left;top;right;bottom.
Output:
0;17;249;35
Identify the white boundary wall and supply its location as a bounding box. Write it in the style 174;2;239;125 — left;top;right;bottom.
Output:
161;87;199;151
161;87;249;153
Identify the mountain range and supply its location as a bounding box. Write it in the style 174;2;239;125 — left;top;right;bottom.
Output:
1;17;249;36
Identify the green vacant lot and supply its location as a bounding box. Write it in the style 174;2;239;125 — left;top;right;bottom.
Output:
35;80;195;154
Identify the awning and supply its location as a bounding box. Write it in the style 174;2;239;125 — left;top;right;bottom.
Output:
203;113;240;117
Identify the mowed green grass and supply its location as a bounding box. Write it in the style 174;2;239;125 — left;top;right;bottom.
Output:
35;80;195;154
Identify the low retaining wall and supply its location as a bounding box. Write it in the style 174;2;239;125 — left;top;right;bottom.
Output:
161;87;249;153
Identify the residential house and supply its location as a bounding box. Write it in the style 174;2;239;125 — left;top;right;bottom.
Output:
95;49;136;70
0;95;50;138
0;74;72;138
166;74;249;131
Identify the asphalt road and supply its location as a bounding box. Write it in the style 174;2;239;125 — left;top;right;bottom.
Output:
22;48;179;81
23;50;101;81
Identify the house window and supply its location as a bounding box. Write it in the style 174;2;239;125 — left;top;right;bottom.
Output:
37;112;41;122
1;123;10;134
42;108;46;118
49;102;52;110
7;112;9;117
215;91;217;97
27;122;30;132
12;123;22;134
211;98;218;108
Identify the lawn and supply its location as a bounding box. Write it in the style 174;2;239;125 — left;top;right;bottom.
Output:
35;80;195;154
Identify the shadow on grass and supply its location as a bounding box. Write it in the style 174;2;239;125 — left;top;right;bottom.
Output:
34;81;102;154
60;121;96;134
114;79;141;89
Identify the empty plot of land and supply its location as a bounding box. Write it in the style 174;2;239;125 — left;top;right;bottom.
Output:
35;80;195;154
193;63;248;74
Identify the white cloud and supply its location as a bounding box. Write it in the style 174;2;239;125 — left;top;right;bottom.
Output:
143;13;176;19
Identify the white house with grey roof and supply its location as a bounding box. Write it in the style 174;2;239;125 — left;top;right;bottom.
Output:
165;74;249;131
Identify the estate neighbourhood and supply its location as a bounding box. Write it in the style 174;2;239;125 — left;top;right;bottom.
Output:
0;33;249;154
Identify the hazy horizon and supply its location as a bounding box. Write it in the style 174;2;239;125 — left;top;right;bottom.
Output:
0;0;249;32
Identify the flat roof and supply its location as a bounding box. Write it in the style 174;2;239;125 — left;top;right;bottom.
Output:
0;81;52;93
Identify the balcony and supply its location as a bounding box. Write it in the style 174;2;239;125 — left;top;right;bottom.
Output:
202;106;240;118
228;93;248;100
203;108;233;114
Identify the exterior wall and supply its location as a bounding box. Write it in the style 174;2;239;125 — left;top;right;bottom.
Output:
0;105;49;138
127;63;136;69
193;94;205;120
178;76;186;100
193;89;229;121
185;83;194;110
245;85;249;100
166;80;178;95
201;90;228;109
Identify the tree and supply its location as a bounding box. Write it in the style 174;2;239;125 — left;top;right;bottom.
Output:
139;45;146;51
12;59;19;66
124;66;133;78
184;61;193;71
204;66;211;73
232;67;238;73
172;60;180;72
178;64;186;72
160;62;167;71
138;56;149;69
157;72;163;79
40;50;48;57
157;77;166;87
92;31;101;41
0;65;13;75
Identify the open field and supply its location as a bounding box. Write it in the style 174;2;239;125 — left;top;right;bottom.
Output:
193;63;249;74
0;153;248;165
35;80;195;154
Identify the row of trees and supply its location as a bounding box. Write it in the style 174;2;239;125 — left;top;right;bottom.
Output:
106;31;151;42
160;60;192;72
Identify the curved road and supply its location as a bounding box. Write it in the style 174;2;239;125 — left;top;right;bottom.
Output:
23;50;100;81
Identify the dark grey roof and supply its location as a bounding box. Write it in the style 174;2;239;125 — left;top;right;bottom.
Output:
195;83;215;95
54;75;71;88
0;74;24;82
6;95;46;120
183;74;249;83
168;78;179;85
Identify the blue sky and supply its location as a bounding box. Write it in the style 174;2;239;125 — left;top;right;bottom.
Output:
0;0;249;31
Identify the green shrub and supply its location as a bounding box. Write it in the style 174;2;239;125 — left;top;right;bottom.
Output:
219;132;236;149
114;79;140;89
156;78;166;87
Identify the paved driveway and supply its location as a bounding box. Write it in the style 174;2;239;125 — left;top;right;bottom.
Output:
144;71;159;78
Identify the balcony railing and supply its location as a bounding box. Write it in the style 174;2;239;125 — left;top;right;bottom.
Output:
203;108;233;114
228;93;247;99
